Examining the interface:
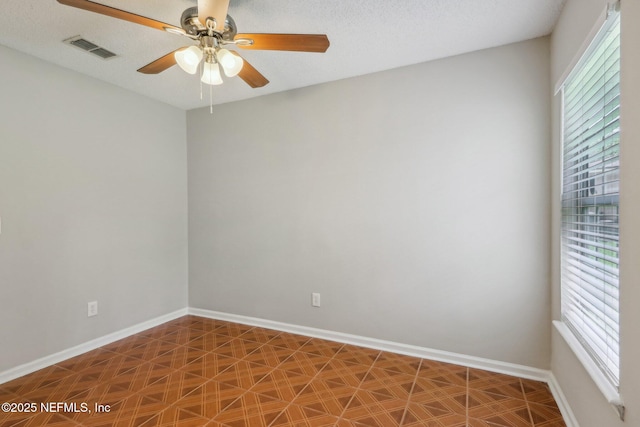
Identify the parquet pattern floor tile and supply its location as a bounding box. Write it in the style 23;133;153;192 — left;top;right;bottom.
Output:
0;315;566;426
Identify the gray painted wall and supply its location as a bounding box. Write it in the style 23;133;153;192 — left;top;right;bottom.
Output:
550;0;640;426
188;37;551;368
0;45;189;372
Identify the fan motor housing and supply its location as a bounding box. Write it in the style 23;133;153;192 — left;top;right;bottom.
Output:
180;6;237;40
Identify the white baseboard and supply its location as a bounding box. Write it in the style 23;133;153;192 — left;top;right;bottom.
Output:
546;371;580;427
0;308;187;385
188;307;549;382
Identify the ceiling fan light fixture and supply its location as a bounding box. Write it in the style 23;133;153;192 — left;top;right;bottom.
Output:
55;0;329;93
216;48;243;77
201;61;223;85
175;46;203;74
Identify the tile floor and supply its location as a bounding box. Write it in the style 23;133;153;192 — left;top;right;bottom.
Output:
0;315;566;426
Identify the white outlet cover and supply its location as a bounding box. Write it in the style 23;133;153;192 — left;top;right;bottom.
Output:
87;301;98;317
311;293;321;307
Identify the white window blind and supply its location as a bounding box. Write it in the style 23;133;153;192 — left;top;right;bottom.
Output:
560;12;620;388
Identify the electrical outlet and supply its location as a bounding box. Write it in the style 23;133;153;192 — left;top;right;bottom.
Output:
87;301;98;317
311;293;321;307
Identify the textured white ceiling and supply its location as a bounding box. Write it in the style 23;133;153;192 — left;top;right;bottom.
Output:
0;0;565;110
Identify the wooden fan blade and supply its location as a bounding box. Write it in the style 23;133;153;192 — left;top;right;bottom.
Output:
198;0;229;30
232;52;269;88
57;0;183;33
137;50;181;74
235;34;330;53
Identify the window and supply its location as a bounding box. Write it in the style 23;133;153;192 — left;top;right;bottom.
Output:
560;12;620;388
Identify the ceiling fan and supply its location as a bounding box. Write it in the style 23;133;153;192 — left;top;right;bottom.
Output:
57;0;330;88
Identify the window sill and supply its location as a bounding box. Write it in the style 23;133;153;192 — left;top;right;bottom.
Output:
553;321;624;419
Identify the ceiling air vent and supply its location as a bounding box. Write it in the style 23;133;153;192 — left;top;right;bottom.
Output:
63;36;117;60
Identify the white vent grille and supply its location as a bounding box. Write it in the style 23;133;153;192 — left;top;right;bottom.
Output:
63;36;116;60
